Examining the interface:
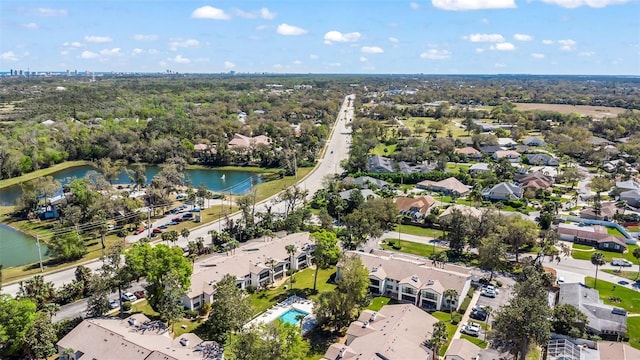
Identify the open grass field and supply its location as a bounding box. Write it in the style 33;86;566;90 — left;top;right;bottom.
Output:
393;224;442;238
514;103;628;119
403;116;470;139
381;239;447;258
370;143;397;156
584;277;640;313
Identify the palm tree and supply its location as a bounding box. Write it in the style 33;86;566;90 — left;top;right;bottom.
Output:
61;347;75;360
180;228;190;242
227;238;239;255
187;241;198;264
266;258;277;285
195;236;205;254
443;288;458;323
285;244;297;289
168;230;179;245
428;321;448;360
161;231;171;244
633;247;640;280
295;313;306;328
591;252;606;288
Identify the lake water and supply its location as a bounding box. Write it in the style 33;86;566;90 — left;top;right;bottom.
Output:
0;223;49;268
0;165;262;268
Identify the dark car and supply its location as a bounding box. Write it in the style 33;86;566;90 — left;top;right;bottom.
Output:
152;228;163;233
171;217;183;223
470;309;488;321
182;213;194;219
134;290;145;299
158;224;168;229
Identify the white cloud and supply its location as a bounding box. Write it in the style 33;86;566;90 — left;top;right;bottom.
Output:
63;41;83;48
476;48;485;53
224;61;236;69
540;0;630;8
514;34;533;41
542;40;554;45
388;37;399;43
531;53;545;58
292;60;302;65
133;34;158;41
558;39;576;51
22;22;39;30
80;51;99;59
99;48;121;56
32;8;67;16
148;49;160;55
481;18;490;24
171;55;191;64
309;54;319;60
191;6;230;20
464;33;505;42
234;8;275;19
361;46;384;54
410;2;420;9
84;35;112;43
324;31;361;44
360;56;368;62
420;49;452;60
260;8;277;19
169;39;200;51
0;51;19;61
432;0;516;11
579;51;596;57
132;48;144;55
276;23;307;36
328;62;342;67
490;42;515;51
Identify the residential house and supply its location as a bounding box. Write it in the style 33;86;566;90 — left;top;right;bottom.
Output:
589;136;614;146
398;161;436;174
619;189;640;207
322;304;436;360
479;145;504;155
343;249;472;312
343;176;389;189
493;150;521;163
227;133;272;150
193;143;216;160
339;188;378;201
56;314;223;360
523;137;545;146
579;201;619;221
598;341;640;360
183;232;314;310
482;182;523;201
396;195;436;220
439;205;482;222
367;155;395;173
615;180;640;193
454;147;483;160
556;223;627;252
497;137;517;148
469;163;490;174
416;177;471;196
557;283;627;338
518;172;554;192
445;339;482;360
524;153;559;166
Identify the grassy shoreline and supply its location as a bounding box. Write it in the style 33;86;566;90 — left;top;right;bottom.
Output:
0;160;93;190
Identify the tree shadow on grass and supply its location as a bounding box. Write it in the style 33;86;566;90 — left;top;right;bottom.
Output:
305;327;340;357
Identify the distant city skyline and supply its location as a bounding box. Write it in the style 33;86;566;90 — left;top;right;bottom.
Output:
1;1;639;75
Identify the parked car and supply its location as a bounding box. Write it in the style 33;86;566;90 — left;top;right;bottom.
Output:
133;290;145;299
158;224;168;229
556;276;565;284
182;213;194;220
171;217;183;223
167;221;179;226
461;322;481;337
109;299;119;309
612;258;633;267
121;292;137;302
133;229;145;235
190;207;201;213
481;288;496;298
152;228;163;233
470;308;488;321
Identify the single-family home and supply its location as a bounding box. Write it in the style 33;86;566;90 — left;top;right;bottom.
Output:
524;153;559;166
497;137;518;148
556;223;627;252
339;188;378;201
398;161;436;174
518;172;554;191
469;163;490;174
438;205;483;222
445;339;482;360
482;182;523;201
396;195;436;220
321;304;436;360
56;314;223;360
589;136;614;146
579;201;619;221
523;137;545;147
343;249;472;312
343;176;390;189
479;145;503;155
367;155;395;173
493;150;521;163
557;283;627;338
227;133;272;150
454;147;483;160
183;232;314;310
619;189;640;207
416;177;471;196
615;180;640;193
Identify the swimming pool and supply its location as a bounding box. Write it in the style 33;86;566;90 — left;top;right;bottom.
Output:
278;308;309;326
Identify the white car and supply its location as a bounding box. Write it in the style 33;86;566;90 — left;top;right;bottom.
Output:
461;322;481;337
122;292;137;302
481;288;496;298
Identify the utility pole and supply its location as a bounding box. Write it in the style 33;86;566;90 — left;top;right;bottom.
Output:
147;207;152;238
293;154;298;179
35;235;44;272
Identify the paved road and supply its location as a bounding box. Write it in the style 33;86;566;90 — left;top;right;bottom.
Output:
1;94;355;299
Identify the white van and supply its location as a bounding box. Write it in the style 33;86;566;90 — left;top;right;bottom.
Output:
611;258;633;267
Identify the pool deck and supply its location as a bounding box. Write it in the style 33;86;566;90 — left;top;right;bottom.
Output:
246;295;316;332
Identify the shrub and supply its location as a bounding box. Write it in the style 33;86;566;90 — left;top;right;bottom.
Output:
245;285;257;294
184;309;199;319
122;301;132;312
199;302;211;316
495;280;503;288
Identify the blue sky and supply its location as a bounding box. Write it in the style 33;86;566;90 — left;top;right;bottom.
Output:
1;0;639;75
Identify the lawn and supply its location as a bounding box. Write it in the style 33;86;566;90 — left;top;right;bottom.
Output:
584;277;640;313
460;334;488;349
127;299;204;337
393;224;443;238
572;243;594;251
249;267;337;316
603;269;640;282
433;196;476;207
380;239;448;258
370;143;397;156
431;311;460;356
445;163;471;173
607;227;625;237
367;296;392;311
254;167;313;202
627;316;640;350
572;244;639;265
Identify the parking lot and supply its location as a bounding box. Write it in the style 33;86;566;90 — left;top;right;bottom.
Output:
475;284;513;316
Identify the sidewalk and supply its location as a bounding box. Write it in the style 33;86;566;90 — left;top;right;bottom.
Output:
451;290;481;341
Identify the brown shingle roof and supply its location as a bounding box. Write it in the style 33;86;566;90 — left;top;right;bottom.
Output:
395;196;436;214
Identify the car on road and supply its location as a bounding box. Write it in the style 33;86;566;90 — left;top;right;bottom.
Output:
133;229;145;235
461;322;481;337
121;292;137;302
157;224;168;229
612;258;633;267
557;276;565;284
134;290;145;299
109;299;119;309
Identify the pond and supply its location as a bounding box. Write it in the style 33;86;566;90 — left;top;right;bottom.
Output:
0;223;49;268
